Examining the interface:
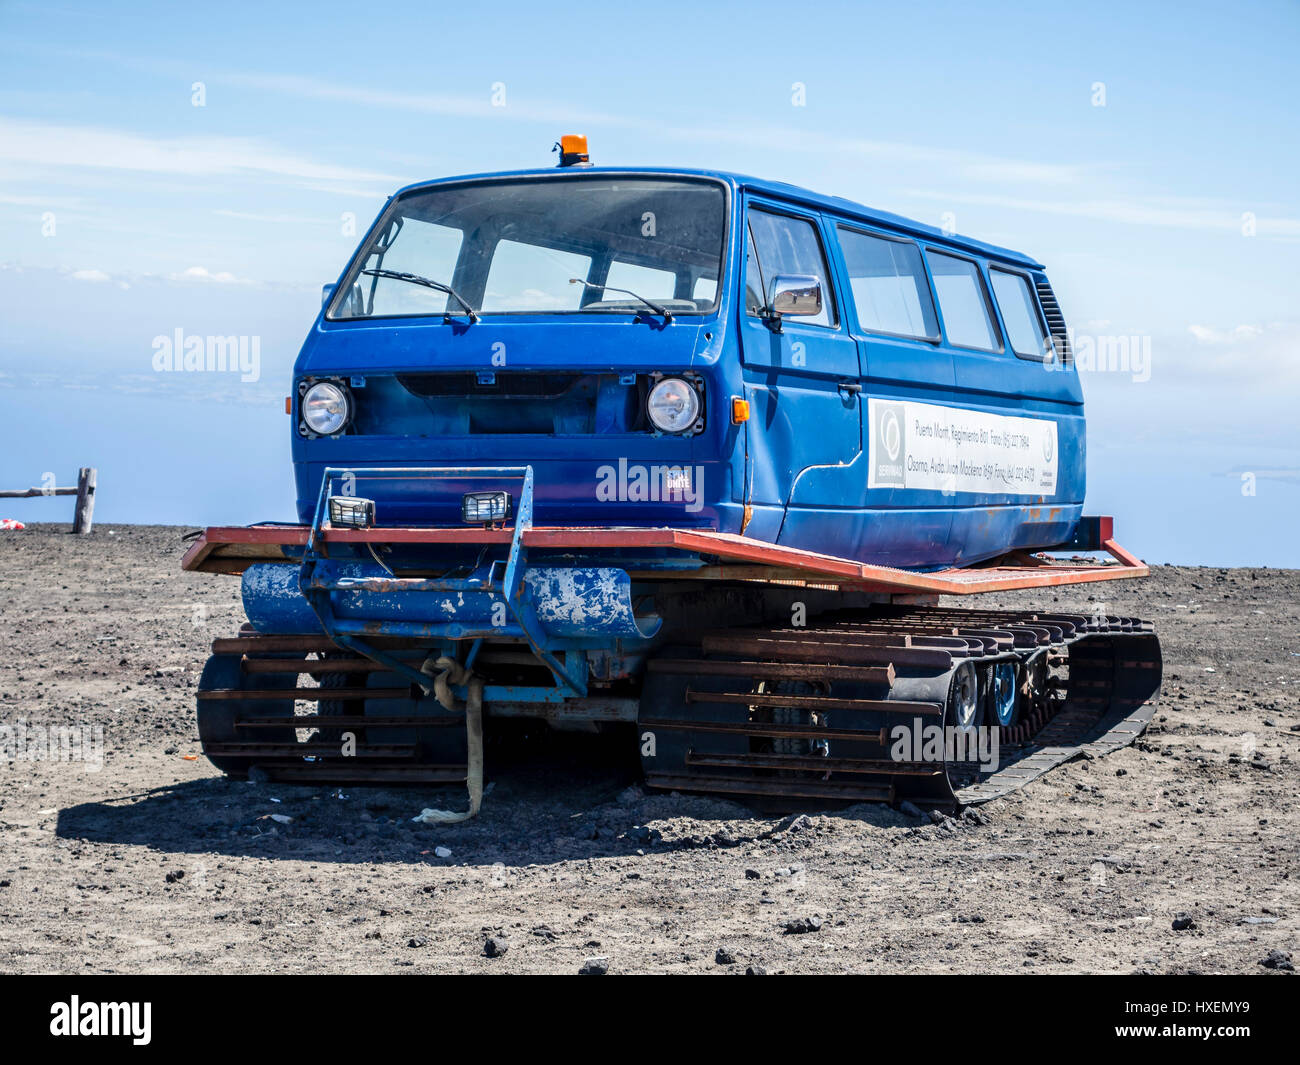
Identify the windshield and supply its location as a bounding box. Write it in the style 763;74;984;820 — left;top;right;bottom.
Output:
328;176;727;320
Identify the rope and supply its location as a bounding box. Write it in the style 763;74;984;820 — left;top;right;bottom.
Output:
411;655;484;824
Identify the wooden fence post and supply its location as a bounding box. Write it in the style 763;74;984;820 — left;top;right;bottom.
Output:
72;466;96;535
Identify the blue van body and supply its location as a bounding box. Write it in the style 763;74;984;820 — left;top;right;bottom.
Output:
194;162;1167;808
291;166;1083;570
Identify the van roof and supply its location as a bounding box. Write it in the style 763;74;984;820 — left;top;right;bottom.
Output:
391;166;1044;271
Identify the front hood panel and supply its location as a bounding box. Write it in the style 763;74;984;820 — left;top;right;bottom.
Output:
297;315;718;376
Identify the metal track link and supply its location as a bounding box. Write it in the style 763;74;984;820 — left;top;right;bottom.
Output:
639;605;1162;808
196;645;467;785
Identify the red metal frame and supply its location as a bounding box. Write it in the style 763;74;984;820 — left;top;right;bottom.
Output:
181;519;1148;595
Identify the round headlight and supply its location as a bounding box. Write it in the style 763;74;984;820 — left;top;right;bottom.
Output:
301;381;351;436
646;377;701;434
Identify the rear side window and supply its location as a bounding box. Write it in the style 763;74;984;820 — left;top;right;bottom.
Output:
927;251;999;352
746;209;835;327
990;269;1051;359
838;228;938;340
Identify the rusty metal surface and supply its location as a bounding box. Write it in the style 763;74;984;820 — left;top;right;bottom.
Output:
182;521;1149;595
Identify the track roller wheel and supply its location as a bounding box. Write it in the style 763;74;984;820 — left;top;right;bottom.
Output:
948;660;979;731
988;660;1020;728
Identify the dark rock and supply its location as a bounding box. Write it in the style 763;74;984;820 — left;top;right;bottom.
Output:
715;946;736;965
783;915;823;935
898;800;925;818
1171;912;1196;931
625;825;662;845
484;936;509;958
744;868;761;880
407;936;429;948
745;964;768;975
1260;949;1294;971
579;956;609;975
164;870;184;884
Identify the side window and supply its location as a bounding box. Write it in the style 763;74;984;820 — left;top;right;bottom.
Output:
990;269;1051;359
746;209;835;327
837;228;938;340
927;251;1000;352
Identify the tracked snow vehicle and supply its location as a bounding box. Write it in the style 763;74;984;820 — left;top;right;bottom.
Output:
183;138;1161;809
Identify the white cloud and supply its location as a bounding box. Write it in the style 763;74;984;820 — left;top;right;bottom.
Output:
62;266;130;290
0;192;85;208
1188;324;1266;344
223;70;623;128
223;70;1085;186
0;116;401;192
904;188;1300;237
169;266;256;285
1165;321;1300;386
213;209;334;225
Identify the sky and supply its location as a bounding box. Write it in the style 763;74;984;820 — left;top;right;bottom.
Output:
0;0;1297;565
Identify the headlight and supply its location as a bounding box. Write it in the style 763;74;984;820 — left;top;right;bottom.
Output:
646;377;701;434
301;381;351;436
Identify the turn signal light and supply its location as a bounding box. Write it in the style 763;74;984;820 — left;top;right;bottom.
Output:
731;397;750;424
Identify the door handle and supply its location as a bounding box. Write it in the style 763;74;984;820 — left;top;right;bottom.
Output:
837;380;862;395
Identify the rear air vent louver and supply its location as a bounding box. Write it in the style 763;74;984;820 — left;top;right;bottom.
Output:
1035;280;1072;363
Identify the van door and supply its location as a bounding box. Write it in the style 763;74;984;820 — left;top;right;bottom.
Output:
836;224;957;566
738;201;862;556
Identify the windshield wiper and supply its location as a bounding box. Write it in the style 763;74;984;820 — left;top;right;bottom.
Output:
569;278;673;323
361;268;479;322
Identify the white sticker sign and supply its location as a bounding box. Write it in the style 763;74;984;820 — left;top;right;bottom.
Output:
867;398;1058;496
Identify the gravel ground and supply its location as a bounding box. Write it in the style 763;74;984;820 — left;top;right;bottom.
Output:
0;524;1296;974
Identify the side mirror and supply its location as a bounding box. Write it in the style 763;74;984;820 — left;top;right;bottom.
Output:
321;283;336;307
768;274;822;319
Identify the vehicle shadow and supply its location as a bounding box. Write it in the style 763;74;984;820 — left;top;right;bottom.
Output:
56;760;910;868
57;723;915;865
